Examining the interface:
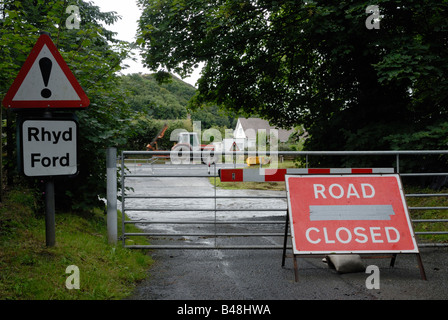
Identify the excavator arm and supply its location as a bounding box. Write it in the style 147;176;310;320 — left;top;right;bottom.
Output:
146;123;168;151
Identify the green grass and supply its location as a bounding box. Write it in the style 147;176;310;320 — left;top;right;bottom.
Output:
404;186;448;243
0;187;152;300
212;178;286;191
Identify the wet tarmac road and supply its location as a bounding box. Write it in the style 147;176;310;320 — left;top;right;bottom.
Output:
130;245;448;300
123;163;448;301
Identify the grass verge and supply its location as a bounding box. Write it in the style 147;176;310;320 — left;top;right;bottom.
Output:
404;186;448;244
0;187;152;300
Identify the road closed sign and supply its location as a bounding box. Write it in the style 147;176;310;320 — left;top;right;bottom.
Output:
21;119;78;177
285;174;419;254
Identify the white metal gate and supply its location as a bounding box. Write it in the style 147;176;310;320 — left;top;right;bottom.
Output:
118;150;448;249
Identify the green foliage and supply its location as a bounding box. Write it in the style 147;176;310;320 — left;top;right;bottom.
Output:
136;0;448;169
120;73;237;129
0;0;139;211
190;104;237;129
385;121;448;174
120;73;194;119
386;122;448;151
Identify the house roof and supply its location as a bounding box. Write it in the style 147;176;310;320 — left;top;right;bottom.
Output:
236;118;294;142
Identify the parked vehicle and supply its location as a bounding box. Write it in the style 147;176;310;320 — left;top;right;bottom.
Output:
171;132;216;164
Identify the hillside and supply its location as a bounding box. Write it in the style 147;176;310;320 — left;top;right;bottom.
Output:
120;73;237;129
121;73;196;119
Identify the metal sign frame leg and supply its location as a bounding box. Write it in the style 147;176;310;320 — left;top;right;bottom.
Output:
281;209;299;282
281;211;289;268
390;253;397;267
416;253;427;280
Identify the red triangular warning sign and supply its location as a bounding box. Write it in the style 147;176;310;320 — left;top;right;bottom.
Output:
2;34;90;109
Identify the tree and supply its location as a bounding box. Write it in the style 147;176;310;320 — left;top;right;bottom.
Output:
1;0;138;210
136;0;448;162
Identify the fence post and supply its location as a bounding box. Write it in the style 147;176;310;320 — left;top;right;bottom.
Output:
106;147;117;245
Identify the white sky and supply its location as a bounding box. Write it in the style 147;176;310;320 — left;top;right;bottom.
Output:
91;0;200;87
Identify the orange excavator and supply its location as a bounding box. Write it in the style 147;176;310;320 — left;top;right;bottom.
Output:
146;123;168;151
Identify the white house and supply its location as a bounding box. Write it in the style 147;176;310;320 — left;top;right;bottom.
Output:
233;118;294;150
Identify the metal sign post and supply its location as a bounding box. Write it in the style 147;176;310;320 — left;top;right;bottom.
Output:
45;177;56;247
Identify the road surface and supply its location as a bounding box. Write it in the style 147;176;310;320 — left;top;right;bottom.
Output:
122;163;448;300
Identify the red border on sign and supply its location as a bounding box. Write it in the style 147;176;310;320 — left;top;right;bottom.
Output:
285;174;419;254
2;34;90;109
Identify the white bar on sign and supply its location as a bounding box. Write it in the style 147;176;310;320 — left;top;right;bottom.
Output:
309;205;395;221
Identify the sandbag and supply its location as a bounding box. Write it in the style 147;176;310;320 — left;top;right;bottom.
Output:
324;254;366;273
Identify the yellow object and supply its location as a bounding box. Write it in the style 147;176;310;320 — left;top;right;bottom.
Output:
246;156;270;166
246;157;259;165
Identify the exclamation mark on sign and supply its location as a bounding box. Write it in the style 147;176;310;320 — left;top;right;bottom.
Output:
39;57;52;98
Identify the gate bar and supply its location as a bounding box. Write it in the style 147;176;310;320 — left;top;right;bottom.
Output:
125;232;287;237
124;245;291;250
124;195;286;199
125;173;448;178
122;150;448;155
124;220;286;224
124;208;286;212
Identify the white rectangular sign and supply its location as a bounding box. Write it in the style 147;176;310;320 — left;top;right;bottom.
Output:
21;119;78;176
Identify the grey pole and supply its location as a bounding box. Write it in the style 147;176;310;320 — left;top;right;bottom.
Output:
43;109;56;247
106;147;118;244
45;178;56;247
